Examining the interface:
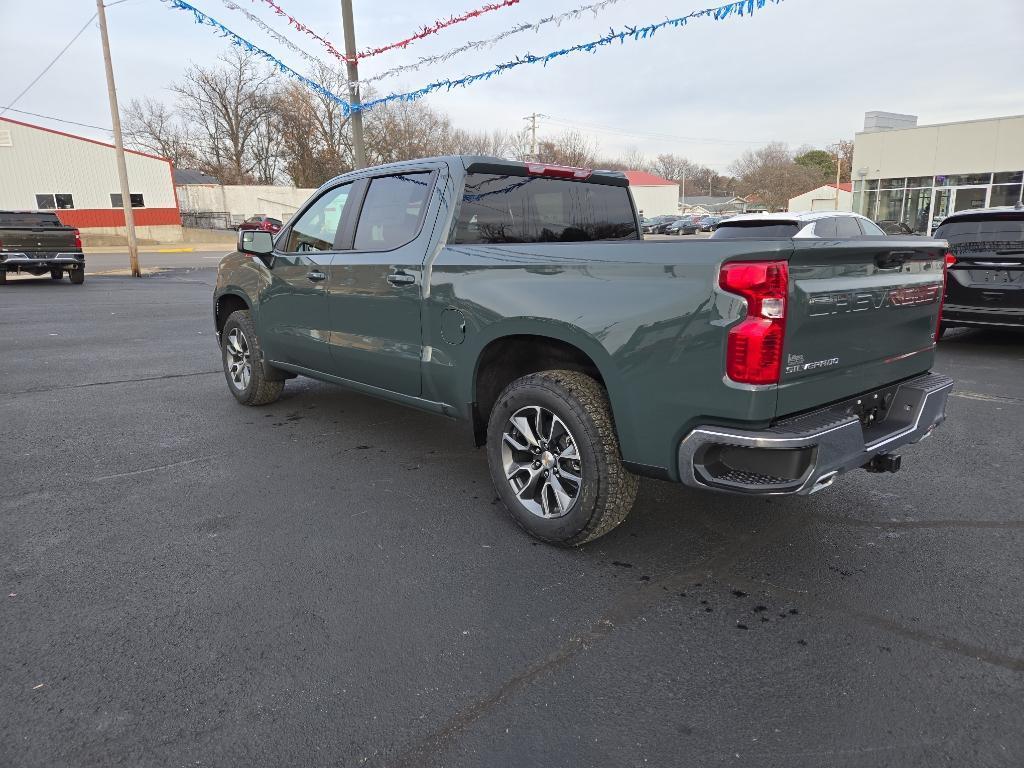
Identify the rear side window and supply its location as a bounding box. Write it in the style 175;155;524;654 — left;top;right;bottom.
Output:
712;222;800;239
354;172;432;251
0;211;63;227
835;217;862;238
935;215;1024;257
451;174;638;244
813;218;838;238
858;218;887;236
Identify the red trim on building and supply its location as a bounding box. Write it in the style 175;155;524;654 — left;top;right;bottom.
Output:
55;208;182;228
0;116;171;163
623;170;678;186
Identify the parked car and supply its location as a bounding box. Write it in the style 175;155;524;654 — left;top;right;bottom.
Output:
934;203;1024;335
712;211;889;239
641;215;678;234
214;156;952;546
0;210;85;285
698;215;723;231
238;215;283;234
877;220;917;235
665;218;698;235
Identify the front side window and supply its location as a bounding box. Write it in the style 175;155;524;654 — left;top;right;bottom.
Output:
452;173;638;245
353;173;432;251
284;183;351;252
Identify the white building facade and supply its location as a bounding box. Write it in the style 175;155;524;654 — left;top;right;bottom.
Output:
0;117;181;241
852;112;1024;234
624;171;679;217
788;183;852;212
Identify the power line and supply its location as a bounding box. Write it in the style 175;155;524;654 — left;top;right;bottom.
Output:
543;115;777;147
0;13;98;117
1;107;112;134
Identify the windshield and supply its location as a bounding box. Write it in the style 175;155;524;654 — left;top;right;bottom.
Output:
452;173;638;244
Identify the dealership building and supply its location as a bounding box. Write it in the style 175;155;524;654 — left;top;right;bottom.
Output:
851;111;1024;235
0;117;182;241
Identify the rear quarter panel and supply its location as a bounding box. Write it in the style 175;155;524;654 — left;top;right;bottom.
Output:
423;239;793;476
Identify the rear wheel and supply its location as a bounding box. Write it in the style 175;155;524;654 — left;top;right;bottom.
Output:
50;269;63;280
486;370;638;546
0;269;6;285
69;269;84;285
221;309;284;406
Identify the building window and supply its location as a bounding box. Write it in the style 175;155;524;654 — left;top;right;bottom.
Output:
880;178;905;190
35;193;74;210
111;193;145;208
993;171;1023;185
934;173;991;187
990;184;1023;207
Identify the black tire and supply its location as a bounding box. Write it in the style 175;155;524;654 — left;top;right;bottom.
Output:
937;322;948;340
486;369;638;546
50;269;63;280
220;309;284;406
0;269;6;285
69;269;84;285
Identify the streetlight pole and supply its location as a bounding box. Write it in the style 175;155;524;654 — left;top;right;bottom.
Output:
340;0;366;169
95;0;140;277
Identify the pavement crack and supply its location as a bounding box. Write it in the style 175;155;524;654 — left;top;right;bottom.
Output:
93;455;214;481
2;370;221;396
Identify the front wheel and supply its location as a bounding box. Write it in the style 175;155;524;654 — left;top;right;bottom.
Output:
486;370;638;546
220;309;284;406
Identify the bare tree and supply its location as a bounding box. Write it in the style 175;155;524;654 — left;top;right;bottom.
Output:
827;139;854;183
172;50;280;184
731;142;822;211
535;129;597;167
122;97;196;168
274;65;352;187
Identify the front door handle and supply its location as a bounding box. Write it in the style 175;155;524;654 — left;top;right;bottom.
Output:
306;270;327;282
386;270;416;287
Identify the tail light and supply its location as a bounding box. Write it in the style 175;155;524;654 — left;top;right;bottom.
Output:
719;260;788;384
526;163;592;180
72;228;82;250
936;251;955;341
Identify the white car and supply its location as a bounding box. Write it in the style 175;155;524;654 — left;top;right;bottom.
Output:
711;211;889;239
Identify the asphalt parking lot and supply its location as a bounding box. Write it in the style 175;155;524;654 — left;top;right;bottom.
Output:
2;270;1022;767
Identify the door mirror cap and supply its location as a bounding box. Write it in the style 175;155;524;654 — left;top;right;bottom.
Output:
238;229;274;256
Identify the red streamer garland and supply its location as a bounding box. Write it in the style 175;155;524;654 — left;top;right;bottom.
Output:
250;0;521;62
357;0;521;59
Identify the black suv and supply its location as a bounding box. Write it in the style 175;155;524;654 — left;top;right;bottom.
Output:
935;204;1024;334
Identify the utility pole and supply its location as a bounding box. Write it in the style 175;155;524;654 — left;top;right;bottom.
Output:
523;113;547;161
96;0;140;277
340;0;366;169
834;151;843;211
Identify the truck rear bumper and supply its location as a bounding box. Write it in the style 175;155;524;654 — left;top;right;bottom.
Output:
677;372;953;496
1;252;85;271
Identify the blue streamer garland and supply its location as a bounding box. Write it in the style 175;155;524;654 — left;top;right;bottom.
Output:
357;0;783;112
159;0;352;113
158;0;782;117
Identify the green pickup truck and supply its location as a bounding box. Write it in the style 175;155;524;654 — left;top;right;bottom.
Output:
213;157;953;545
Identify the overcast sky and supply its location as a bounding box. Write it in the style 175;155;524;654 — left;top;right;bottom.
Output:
2;0;1022;171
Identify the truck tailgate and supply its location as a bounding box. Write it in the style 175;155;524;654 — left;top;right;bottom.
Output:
777;238;947;417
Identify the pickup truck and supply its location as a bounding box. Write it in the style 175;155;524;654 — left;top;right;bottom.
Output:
0;210;85;284
213;156;953;546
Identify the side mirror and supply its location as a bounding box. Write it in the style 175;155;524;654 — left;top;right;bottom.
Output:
238;229;274;257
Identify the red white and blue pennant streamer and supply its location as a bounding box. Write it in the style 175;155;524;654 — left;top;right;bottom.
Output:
358;0;784;112
361;0;628;86
250;0;521;62
158;0;785;116
220;0;334;73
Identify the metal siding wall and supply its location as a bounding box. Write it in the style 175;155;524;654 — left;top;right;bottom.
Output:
0;120;176;210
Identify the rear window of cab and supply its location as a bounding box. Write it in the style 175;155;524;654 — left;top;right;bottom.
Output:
0;212;64;228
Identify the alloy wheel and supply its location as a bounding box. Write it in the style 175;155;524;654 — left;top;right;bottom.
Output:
501;405;583;519
224;327;252;392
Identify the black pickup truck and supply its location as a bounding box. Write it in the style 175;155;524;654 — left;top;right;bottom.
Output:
0;211;85;284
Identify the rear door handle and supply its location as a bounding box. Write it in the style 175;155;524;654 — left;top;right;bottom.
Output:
306;270;327;282
386;270;416;287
